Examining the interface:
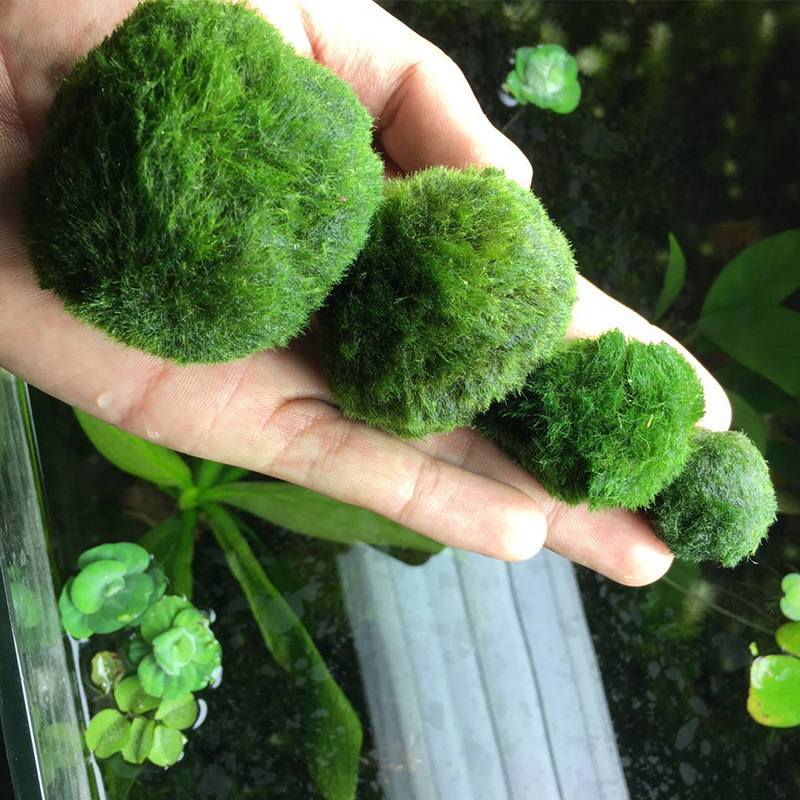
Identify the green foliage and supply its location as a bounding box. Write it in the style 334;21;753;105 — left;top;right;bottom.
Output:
748;655;800;728
202;481;443;553
138;513;196;600
480;329;705;509
58;543;166;637
727;390;767;455
85;709;131;759
642;561;715;640
130;595;222;700
24;0;383;363
699;230;800;396
75;410;193;489
91;651;126;694
504;44;582;113
650;430;777;567
776;622;800;657
206;503;362;800
652;232;686;322
321;165;578;438
780;574;800;621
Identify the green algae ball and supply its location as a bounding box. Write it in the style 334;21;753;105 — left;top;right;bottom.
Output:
320;166;578;439
479;329;706;509
23;0;383;363
649;429;777;567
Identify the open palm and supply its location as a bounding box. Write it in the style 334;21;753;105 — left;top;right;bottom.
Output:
0;0;731;585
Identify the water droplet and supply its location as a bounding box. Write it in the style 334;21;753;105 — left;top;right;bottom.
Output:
96;392;113;409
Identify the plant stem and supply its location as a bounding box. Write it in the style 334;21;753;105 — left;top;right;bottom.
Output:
501;107;524;134
661;575;777;635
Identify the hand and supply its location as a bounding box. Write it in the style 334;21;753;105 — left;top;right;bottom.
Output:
0;0;730;585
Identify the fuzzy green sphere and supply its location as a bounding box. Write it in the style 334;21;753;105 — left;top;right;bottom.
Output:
649;429;777;567
479;330;706;509
320;166;578;438
23;0;383;363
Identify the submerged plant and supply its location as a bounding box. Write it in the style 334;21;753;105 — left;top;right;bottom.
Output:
504;44;582;114
479;329;705;510
58;543;166;638
649;430;777;568
70;408;440;800
23;0;383;363
321;165;578;438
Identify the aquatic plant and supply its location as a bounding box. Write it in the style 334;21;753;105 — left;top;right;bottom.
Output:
321;166;578;438
72;408;439;800
504;44;582;113
130;596;222;700
479;329;705;510
23;0;383;363
58;542;166;638
649;430;777;568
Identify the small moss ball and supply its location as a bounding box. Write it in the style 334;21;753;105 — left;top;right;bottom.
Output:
649;429;777;567
23;0;384;363
320;166;578;438
478;330;706;509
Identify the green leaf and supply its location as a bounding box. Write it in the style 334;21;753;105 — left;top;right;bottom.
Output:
702;230;800;316
716;362;798;415
776;622;800;657
728;391;767;454
139;514;196;600
99;757;142;800
155;694;199;730
91;651;126;694
78;543;151;574
194;459;228;491
75;409;193;489
748;654;800;727
140;596;193;642
121;718;155;765
653;232;686;322
85;709;131;759
780;574;800;621
148;726;186;768
114;675;161;714
71;560;127;614
768;440;800;489
698;305;800;396
203;482;443;554
206;504;362;800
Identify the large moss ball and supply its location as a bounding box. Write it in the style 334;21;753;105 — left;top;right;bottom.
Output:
320;166;578;438
479;330;706;509
649;429;777;567
23;0;384;363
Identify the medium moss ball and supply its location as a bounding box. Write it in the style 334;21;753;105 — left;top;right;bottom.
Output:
649;429;777;567
23;0;384;363
479;330;706;509
320;166;578;438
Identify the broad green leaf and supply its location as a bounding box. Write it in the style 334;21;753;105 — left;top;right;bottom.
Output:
148;726;185;767
114;675;161;714
776;622;800;657
653;232;686;321
780;574;800;621
698;305;800;396
121;718;155;765
78;543;151;574
768;441;800;489
85;709;131;759
203;482;442;554
99;758;142;800
75;410;193;489
206;504;362;800
155;694;199;730
728;391;767;454
139;513;196;600
748;654;800;727
702;230;800;316
716;362;797;415
91;651;126;694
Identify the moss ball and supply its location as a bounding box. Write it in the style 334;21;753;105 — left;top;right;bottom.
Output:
23;0;384;363
478;330;706;509
320;166;578;438
649;429;777;567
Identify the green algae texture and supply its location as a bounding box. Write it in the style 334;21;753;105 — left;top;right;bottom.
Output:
24;0;383;363
320;166;578;439
650;429;777;567
479;330;705;509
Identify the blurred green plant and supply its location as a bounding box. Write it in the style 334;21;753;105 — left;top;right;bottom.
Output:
748;573;800;727
504;44;581;114
71;408;441;800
